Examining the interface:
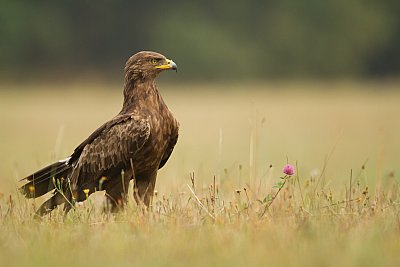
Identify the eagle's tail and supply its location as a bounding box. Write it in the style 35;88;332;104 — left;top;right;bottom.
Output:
19;158;72;199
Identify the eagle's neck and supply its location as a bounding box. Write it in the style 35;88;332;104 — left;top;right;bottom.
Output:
121;78;163;114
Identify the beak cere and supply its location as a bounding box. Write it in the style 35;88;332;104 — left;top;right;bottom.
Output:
156;59;178;72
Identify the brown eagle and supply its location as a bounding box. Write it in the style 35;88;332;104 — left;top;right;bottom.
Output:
19;51;179;215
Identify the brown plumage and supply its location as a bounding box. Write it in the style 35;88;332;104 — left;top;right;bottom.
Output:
19;51;179;215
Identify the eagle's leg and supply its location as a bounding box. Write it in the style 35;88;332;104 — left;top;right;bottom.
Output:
104;170;132;212
36;191;67;216
133;172;157;207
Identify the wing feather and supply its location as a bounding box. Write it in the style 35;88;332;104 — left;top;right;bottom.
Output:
72;115;150;184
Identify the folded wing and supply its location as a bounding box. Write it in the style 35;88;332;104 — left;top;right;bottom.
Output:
70;114;151;185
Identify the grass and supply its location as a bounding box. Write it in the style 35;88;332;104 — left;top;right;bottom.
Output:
0;81;400;266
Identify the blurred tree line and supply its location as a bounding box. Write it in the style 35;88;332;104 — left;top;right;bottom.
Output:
0;0;399;81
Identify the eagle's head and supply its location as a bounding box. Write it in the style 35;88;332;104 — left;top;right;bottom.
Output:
124;51;177;81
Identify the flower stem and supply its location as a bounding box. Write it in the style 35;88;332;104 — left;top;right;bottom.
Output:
260;176;288;218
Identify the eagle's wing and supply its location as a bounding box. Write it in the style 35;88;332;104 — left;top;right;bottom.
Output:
70;114;150;184
159;128;179;169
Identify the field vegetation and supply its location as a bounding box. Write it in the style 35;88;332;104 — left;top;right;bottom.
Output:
0;81;399;266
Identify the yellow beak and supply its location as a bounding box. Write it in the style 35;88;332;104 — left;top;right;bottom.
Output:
155;59;178;71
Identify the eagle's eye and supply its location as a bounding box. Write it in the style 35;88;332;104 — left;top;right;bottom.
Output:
150;59;158;64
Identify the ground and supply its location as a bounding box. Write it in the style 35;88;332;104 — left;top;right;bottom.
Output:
0;81;399;266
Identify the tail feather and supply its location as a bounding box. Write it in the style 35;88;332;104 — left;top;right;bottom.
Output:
20;160;72;198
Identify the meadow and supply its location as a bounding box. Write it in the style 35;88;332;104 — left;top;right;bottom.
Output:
0;81;399;266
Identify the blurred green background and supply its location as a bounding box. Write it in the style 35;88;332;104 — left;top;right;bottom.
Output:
1;0;399;82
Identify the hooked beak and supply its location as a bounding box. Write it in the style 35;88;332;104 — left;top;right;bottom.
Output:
155;59;178;72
